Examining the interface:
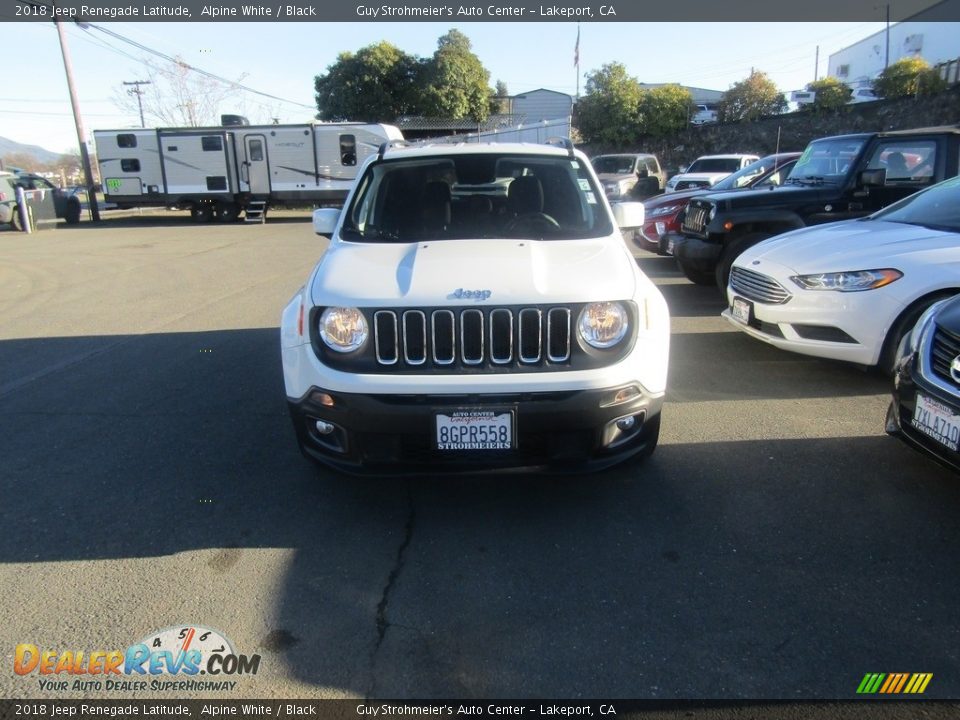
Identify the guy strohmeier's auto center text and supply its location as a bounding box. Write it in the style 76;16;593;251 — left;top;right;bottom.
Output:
353;4;617;18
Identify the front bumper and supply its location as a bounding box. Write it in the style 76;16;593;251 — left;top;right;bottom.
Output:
670;234;721;275
722;278;905;367
888;348;960;473
288;384;663;475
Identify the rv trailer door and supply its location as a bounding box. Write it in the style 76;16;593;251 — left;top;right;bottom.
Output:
244;135;270;195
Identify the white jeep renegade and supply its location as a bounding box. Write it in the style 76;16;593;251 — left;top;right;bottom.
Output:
280;140;669;474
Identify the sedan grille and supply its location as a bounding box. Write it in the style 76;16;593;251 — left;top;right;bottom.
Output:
930;324;960;386
729;266;791;305
374;306;571;369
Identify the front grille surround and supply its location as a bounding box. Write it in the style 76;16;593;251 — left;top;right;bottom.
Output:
310;303;637;374
729;266;792;305
681;200;711;235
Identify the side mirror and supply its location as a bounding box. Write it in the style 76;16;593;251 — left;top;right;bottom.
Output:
313;207;340;237
611;201;645;230
858;168;886;187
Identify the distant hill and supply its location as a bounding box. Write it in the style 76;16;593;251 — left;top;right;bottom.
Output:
0;136;64;167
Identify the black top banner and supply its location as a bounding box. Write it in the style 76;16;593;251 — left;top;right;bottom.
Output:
7;0;960;22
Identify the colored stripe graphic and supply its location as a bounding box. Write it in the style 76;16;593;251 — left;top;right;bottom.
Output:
857;673;932;694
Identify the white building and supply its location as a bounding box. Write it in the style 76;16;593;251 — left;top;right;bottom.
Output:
827;10;960;88
508;88;574;122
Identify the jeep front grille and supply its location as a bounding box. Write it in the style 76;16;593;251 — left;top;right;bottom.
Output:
682;203;709;234
729;267;791;305
375;306;571;368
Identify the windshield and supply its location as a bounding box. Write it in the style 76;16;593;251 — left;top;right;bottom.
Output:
591;155;637;174
711;155;796;191
869;176;960;232
686;158;743;174
342;152;613;242
788;137;866;185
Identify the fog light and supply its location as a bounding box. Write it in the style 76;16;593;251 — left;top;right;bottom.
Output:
616;417;636;431
315;420;335;435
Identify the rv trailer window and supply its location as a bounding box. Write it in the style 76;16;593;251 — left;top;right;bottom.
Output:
120;159;141;172
202;136;223;152
340;135;357;166
117;134;137;148
249;139;264;162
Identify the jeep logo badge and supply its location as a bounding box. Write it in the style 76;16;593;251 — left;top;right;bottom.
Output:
451;288;492;301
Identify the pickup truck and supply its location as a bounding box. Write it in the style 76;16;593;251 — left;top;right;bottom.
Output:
669;126;960;288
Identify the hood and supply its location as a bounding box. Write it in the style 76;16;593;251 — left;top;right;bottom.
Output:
311;238;638;306
673;172;728;185
738;219;960;275
703;183;830;210
645;188;703;209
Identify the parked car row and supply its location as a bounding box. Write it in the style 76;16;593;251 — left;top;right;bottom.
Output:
0;171;83;229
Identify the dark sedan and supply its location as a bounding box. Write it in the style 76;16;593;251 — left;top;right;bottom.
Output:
888;293;960;472
635;152;800;255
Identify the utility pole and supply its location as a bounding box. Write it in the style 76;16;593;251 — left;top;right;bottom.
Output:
123;80;151;128
814;46;819;82
55;17;100;222
885;4;891;70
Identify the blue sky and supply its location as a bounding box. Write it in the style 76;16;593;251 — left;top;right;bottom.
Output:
0;21;890;155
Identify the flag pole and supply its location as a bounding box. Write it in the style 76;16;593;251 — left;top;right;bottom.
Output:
574;22;581;99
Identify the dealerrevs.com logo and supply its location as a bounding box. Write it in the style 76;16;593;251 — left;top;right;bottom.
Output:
15;625;261;693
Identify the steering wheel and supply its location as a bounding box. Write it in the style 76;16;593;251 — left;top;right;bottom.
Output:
505;212;560;235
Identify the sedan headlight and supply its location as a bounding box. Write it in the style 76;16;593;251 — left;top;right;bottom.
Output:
578;302;629;349
647;204;683;218
319;307;368;352
789;269;903;292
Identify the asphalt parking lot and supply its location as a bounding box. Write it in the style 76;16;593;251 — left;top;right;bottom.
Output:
1;215;958;703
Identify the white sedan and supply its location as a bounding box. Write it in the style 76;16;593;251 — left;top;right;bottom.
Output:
722;176;960;373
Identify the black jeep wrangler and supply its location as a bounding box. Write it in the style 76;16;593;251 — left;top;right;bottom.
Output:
669;126;960;289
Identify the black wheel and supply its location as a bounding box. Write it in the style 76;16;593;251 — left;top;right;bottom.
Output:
190;204;214;223
715;232;771;292
64;198;81;225
214;202;239;223
877;293;955;377
677;259;715;285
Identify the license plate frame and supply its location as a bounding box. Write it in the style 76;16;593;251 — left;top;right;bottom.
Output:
435;409;515;451
732;296;753;325
912;393;960;452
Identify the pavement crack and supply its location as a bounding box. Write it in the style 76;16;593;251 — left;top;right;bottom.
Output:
367;481;416;698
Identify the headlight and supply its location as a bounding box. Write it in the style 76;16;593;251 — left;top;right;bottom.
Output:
647;204;682;217
789;269;903;292
578;302;629;349
319;307;368;352
708;205;717;221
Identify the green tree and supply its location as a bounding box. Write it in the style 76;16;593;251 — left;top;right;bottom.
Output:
573;62;643;146
489;79;510;115
873;57;948;98
717;70;787;122
637;84;695;137
314;41;421;122
421;29;492;122
803;76;852;111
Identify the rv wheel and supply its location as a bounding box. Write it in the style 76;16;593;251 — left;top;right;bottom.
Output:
214;202;239;223
191;204;214;223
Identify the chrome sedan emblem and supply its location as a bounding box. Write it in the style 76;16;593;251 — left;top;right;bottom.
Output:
951;355;960;383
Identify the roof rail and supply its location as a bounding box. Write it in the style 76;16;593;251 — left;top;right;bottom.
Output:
544;136;575;158
377;140;409;160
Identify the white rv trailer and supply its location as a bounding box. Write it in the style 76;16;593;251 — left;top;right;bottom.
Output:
93;118;403;222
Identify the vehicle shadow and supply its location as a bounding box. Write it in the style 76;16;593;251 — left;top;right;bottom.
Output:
2;329;958;698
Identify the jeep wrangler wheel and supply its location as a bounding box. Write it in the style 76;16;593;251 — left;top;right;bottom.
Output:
677;260;715;286
715;232;771;292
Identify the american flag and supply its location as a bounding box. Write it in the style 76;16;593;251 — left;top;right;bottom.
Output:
574;24;580;68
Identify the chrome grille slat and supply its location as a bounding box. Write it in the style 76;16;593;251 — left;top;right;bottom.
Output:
730;266;791;305
371;306;571;369
931;325;960;383
402;311;426;365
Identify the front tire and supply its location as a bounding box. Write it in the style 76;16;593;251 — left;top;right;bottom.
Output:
64;198;81;225
877;293;955;377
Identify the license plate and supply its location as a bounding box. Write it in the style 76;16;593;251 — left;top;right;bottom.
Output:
436;410;514;451
912;393;960;452
732;296;752;324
